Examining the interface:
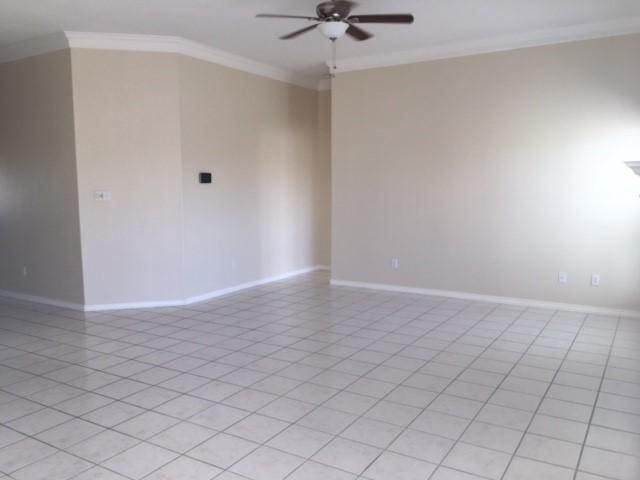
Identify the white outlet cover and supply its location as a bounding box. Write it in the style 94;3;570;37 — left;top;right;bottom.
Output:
558;272;568;284
591;274;601;286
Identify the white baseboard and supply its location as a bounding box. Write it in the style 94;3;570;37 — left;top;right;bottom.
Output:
330;278;640;319
87;265;329;311
83;299;186;312
0;266;328;312
4;270;636;319
0;289;84;311
182;266;329;305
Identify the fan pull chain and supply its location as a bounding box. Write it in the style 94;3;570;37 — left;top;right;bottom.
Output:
331;38;337;77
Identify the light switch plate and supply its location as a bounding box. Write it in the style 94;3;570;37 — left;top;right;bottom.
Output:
94;191;112;202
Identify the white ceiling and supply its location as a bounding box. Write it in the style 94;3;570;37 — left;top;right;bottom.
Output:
2;0;640;77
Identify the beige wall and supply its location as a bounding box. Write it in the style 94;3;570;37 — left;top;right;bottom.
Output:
0;50;85;305
68;49;330;306
71;50;185;305
332;34;640;312
316;89;332;266
179;56;327;296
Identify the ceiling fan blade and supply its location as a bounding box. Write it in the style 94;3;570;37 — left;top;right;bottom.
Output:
279;24;319;40
256;14;320;21
346;24;373;41
348;14;414;24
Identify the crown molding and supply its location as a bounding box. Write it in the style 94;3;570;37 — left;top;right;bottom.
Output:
3;17;639;89
65;31;320;90
332;17;640;73
0;31;321;90
0;31;69;64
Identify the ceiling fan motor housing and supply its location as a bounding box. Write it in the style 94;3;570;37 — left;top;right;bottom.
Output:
317;1;352;19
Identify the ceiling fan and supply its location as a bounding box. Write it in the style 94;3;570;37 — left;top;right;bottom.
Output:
256;1;414;42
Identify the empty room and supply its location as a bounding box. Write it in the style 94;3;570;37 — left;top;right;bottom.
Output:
1;1;639;479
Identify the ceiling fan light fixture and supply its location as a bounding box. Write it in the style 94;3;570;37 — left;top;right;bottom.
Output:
318;21;349;39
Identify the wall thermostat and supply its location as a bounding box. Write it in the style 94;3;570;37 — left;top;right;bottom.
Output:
199;172;212;184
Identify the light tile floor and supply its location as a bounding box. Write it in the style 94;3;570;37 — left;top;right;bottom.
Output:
0;271;638;480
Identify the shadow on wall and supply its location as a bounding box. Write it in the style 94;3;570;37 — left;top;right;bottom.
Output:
256;86;318;279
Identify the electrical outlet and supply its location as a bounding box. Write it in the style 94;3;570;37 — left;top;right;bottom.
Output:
591;274;601;287
558;272;568;284
391;258;399;269
22;266;28;277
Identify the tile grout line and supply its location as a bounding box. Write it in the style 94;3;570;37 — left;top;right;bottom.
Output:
571;316;620;480
421;307;568;479
0;274;635;480
497;312;596;480
177;287;453;479
0;275;449;478
280;300;506;479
